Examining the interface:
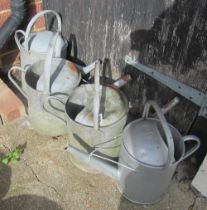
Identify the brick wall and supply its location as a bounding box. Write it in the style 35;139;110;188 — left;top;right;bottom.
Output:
0;0;45;75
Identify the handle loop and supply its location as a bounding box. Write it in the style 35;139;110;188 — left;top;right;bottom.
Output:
24;10;62;51
14;30;26;51
181;135;200;161
93;60;100;130
142;100;175;166
43;96;66;123
43;32;59;94
8;66;28;99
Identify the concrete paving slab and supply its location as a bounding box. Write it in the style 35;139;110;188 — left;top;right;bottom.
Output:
0;118;207;210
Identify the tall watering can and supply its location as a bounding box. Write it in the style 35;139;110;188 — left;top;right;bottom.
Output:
68;100;200;204
15;10;68;92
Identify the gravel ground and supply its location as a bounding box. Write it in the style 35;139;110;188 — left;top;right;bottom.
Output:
0;117;206;210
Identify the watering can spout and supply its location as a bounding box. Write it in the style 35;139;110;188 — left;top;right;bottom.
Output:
67;145;119;180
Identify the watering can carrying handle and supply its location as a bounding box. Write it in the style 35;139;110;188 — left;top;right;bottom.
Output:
142;100;175;166
14;30;26;51
181;135;200;161
93;60;100;130
24;10;62;51
43;96;66;123
8;66;27;99
43;32;60;94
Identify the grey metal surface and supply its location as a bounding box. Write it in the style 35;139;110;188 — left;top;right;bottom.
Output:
125;56;207;118
142;100;174;165
122;100;176;166
36;58;81;93
123;119;169;166
117;144;176;204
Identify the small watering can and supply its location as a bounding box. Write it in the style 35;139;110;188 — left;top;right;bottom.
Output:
15;10;67;67
15;10;68;92
67;100;200;204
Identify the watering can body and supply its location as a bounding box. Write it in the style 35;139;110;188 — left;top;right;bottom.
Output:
118;118;200;204
68;101;200;204
20;31;67;68
117;138;175;204
8;58;81;136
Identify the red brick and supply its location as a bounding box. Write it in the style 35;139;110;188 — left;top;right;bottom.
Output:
0;0;11;10
28;1;42;18
34;16;45;29
0;80;26;124
29;0;42;4
0;0;43;71
0;11;11;27
34;26;45;32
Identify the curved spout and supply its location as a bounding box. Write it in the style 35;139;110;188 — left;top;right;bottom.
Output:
67;145;119;180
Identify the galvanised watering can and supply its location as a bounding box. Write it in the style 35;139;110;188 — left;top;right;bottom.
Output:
14;10;68;92
47;70;131;173
67;100;200;204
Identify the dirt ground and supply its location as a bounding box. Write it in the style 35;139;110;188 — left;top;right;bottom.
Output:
0;117;207;210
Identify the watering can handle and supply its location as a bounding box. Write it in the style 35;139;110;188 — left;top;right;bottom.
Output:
43;96;66;123
8;66;27;99
14;30;26;51
24;10;62;51
142;100;175;166
181;135;200;161
93;60;101;130
43;32;59;94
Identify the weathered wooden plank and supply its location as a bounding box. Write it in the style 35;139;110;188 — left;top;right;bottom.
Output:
190;117;207;166
43;0;207;135
192;153;207;198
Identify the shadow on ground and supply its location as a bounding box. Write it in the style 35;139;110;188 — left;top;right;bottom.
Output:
0;152;63;210
0;153;11;200
0;195;63;210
